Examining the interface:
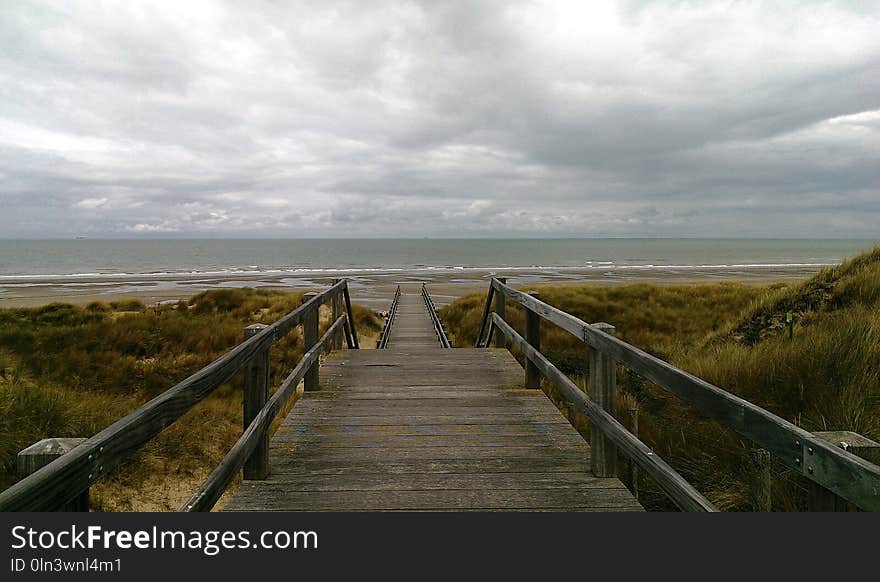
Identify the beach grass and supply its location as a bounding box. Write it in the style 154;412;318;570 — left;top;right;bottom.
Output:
0;288;381;511
439;246;880;511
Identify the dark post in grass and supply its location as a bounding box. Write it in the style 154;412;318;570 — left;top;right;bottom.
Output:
808;431;880;511
493;277;507;349
17;438;88;511
628;406;640;500
525;291;541;389
243;323;269;479
749;448;772;511
303;292;320;391
589;322;617;477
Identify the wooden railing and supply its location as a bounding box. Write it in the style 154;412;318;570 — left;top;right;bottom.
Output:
376;285;401;349
0;280;360;512
421;283;451;348
476;277;880;512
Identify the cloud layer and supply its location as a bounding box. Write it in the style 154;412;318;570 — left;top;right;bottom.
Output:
1;0;878;237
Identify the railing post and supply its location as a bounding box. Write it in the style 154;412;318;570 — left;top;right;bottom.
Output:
493;277;507;348
303;292;320;391
749;448;771;511
331;279;342;350
589;322;617;477
525;291;541;389
342;285;360;349
628;406;640;501
475;285;495;347
243;323;269;480
17;438;88;511
808;431;880;511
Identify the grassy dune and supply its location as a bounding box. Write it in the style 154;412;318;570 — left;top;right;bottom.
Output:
0;288;381;511
440;246;880;511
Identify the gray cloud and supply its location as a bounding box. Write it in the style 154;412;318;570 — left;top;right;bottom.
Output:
0;0;878;238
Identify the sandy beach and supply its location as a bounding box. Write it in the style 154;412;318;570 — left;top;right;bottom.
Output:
0;264;822;310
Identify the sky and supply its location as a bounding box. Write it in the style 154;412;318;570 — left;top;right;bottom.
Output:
0;1;878;239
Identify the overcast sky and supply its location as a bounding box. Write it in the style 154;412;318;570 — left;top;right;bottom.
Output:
1;1;878;238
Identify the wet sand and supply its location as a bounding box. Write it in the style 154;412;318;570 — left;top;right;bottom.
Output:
0;264;822;310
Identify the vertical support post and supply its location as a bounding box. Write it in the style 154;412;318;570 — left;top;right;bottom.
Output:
525;291;541;389
17;438;88;511
243;323;269;480
589;322;617;477
628;406;639;501
749;448;771;512
342;284;360;349
475;285;495;347
493;277;507;348
808;431;880;511
302;292;320;391
331;279;342;350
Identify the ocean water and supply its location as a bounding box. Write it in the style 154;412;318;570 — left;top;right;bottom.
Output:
0;239;875;279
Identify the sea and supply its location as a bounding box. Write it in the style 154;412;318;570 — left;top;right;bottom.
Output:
0;238;875;280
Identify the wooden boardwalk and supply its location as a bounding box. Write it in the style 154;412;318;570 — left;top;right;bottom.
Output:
226;289;642;511
384;291;440;349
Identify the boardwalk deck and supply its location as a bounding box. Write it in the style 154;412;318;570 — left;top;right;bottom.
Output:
226;289;643;511
384;291;439;348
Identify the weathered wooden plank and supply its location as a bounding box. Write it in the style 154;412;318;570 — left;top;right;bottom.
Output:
245;472;613;491
226;487;640;511
286;413;567;425
269;434;587;449
269;443;587;460
304;391;551;401
264;457;591;476
285;423;587;438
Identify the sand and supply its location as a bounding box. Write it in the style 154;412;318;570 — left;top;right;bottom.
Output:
0;264;822;310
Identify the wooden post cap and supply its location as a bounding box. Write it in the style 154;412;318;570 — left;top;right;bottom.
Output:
17;438;86;477
813;430;880;465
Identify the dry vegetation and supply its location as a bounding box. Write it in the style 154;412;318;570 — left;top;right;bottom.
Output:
0;288;381;511
440;246;880;511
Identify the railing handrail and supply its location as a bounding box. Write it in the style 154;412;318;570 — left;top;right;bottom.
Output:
479;277;880;511
0;280;358;512
489;314;715;511
183;316;347;511
421;283;451;348
377;285;401;349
